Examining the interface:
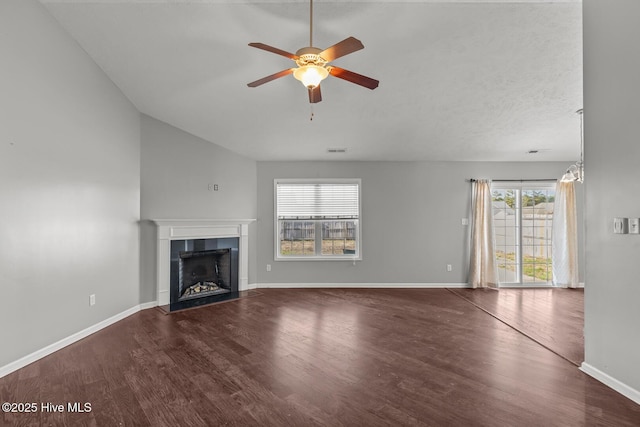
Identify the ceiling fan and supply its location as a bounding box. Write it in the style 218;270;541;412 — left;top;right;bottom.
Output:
247;0;379;104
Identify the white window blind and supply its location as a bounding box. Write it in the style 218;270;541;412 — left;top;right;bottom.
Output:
276;182;360;220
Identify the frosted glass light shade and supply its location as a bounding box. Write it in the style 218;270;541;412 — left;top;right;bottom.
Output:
293;65;329;88
561;162;584;183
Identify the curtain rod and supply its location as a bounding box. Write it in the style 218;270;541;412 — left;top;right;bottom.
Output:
466;178;558;183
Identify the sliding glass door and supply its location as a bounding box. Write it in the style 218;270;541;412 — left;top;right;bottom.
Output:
491;184;555;286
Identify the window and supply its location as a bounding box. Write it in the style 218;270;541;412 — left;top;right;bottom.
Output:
275;179;361;260
491;183;555;285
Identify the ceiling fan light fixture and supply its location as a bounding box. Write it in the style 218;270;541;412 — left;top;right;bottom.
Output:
247;0;378;102
293;65;329;89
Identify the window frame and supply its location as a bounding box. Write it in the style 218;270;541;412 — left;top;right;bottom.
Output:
274;178;362;261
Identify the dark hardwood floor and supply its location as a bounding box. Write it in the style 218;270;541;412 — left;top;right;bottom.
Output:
448;287;584;366
2;288;638;426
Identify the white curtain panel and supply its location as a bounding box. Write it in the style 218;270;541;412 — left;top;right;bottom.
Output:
552;180;579;288
468;180;499;289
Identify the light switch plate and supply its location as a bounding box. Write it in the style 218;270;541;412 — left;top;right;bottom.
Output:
613;217;629;234
629;218;640;234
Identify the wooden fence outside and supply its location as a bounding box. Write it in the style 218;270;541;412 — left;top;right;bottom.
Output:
280;220;357;240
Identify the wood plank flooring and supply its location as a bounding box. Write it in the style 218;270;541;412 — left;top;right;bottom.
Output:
1;288;638;426
447;288;584;366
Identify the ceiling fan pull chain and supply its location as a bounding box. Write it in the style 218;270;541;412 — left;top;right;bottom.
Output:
310;105;314;121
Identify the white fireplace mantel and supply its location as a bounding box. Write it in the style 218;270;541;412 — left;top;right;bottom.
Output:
153;219;255;307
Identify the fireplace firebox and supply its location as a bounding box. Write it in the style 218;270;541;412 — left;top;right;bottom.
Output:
169;237;239;311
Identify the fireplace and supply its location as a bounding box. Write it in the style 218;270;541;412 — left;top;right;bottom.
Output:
169;238;239;311
179;249;230;299
153;219;253;313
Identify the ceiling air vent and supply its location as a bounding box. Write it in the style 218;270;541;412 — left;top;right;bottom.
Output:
327;148;347;153
527;148;550;155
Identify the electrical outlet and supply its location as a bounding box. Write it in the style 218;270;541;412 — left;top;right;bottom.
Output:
461;218;469;226
90;294;96;306
208;183;213;191
447;264;452;272
266;264;271;272
214;184;219;191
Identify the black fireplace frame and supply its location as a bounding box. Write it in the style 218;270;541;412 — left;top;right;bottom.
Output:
169;237;239;311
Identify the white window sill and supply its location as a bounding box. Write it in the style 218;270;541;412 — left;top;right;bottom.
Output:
275;256;361;262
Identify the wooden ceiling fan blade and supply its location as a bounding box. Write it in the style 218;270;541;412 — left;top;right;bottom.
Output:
328;66;379;90
308;86;322;104
247;68;294;87
248;43;299;60
319;37;364;62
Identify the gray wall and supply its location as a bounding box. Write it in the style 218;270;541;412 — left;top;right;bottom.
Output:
0;0;141;367
140;115;258;302
257;161;583;284
583;1;640;392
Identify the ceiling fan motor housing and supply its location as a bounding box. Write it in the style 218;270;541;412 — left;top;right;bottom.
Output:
295;47;328;67
293;47;329;88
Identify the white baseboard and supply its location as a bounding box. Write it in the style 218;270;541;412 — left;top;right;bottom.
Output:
255;282;471;289
240;282;259;291
0;301;157;379
139;301;158;310
580;362;640;405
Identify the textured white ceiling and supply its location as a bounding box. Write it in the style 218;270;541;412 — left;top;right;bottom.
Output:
39;0;583;161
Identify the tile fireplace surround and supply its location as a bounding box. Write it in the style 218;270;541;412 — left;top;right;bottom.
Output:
153;219;254;308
